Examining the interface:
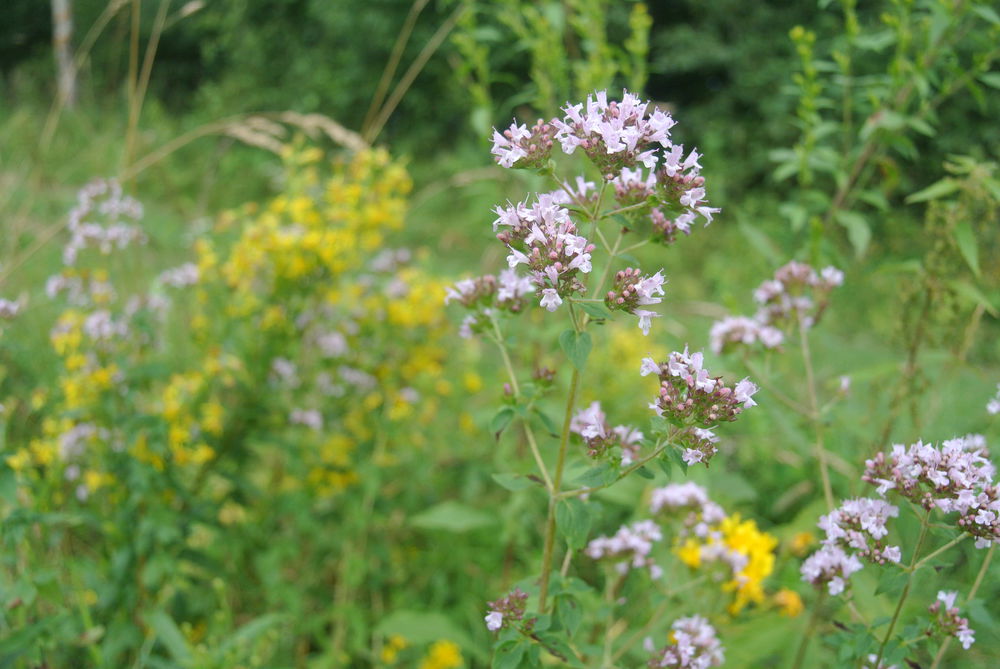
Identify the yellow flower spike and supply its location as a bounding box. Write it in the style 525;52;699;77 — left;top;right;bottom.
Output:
201;401;225;436
6;449;32;471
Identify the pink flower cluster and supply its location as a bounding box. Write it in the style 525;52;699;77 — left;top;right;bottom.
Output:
817;498;902;565
646;615;725;669
604;268;666;335
863;435;999;548
710;260;842;354
551;90;675;176
493;194;594;313
491;90;720;242
800;544;863;596
63;178;146;266
491;119;556;169
641;349;758;435
570;401;644;464
802;498;900;595
649;482;726;536
928;590;975;650
606;149;719;245
651;483;754;578
585;519;664;578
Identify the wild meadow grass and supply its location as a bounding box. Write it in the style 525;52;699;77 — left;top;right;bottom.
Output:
1;1;999;667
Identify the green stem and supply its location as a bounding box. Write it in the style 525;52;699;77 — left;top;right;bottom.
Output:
799;317;835;511
537;367;580;612
489;319;553;493
603;201;650;218
791;590;826;669
873;510;931;667
558;436;672;499
910;534;966;572
610;575;708;662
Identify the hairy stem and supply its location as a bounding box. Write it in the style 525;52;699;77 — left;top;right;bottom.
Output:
799;318;835;510
791;590;826;669
873;510;931;667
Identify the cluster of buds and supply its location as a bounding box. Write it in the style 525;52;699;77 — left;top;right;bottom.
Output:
484;587;529;633
608;155;719;246
816;498;901;566
927;590;975;650
551;90;675;177
490;119;556;169
640;349;758;429
569;401;644;463
649;482;726;539
611;167;657;207
63;178;146;266
655;146;720;225
863;435;999;548
676;427;720;467
445;269;534;338
585;519;664;578
495;195;594;312
646;615;725;669
604;268;666;335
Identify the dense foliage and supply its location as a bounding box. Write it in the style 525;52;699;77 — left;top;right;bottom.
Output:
1;0;999;667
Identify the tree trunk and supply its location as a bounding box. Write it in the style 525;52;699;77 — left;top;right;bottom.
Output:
52;0;76;108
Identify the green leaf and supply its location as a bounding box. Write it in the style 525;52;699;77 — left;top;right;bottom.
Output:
214;614;286;657
555;595;582;637
635;466;654;480
874;570;909;597
377;610;476;650
532;408;560;436
573;462;615;488
971;6;1000;26
949;280;998;317
656;456;672;478
979;72;1000;89
411;501;496;532
952;221;980;277
555;498;591;549
492;473;534;491
737;222;781;265
905;178;959;203
147;610;193;664
559;330;592;371
577;301;613;320
834;210;871;257
493;639;527;669
491;407;515;438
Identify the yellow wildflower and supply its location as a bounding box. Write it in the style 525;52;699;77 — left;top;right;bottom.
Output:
773;588;804;617
419;640;462;669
